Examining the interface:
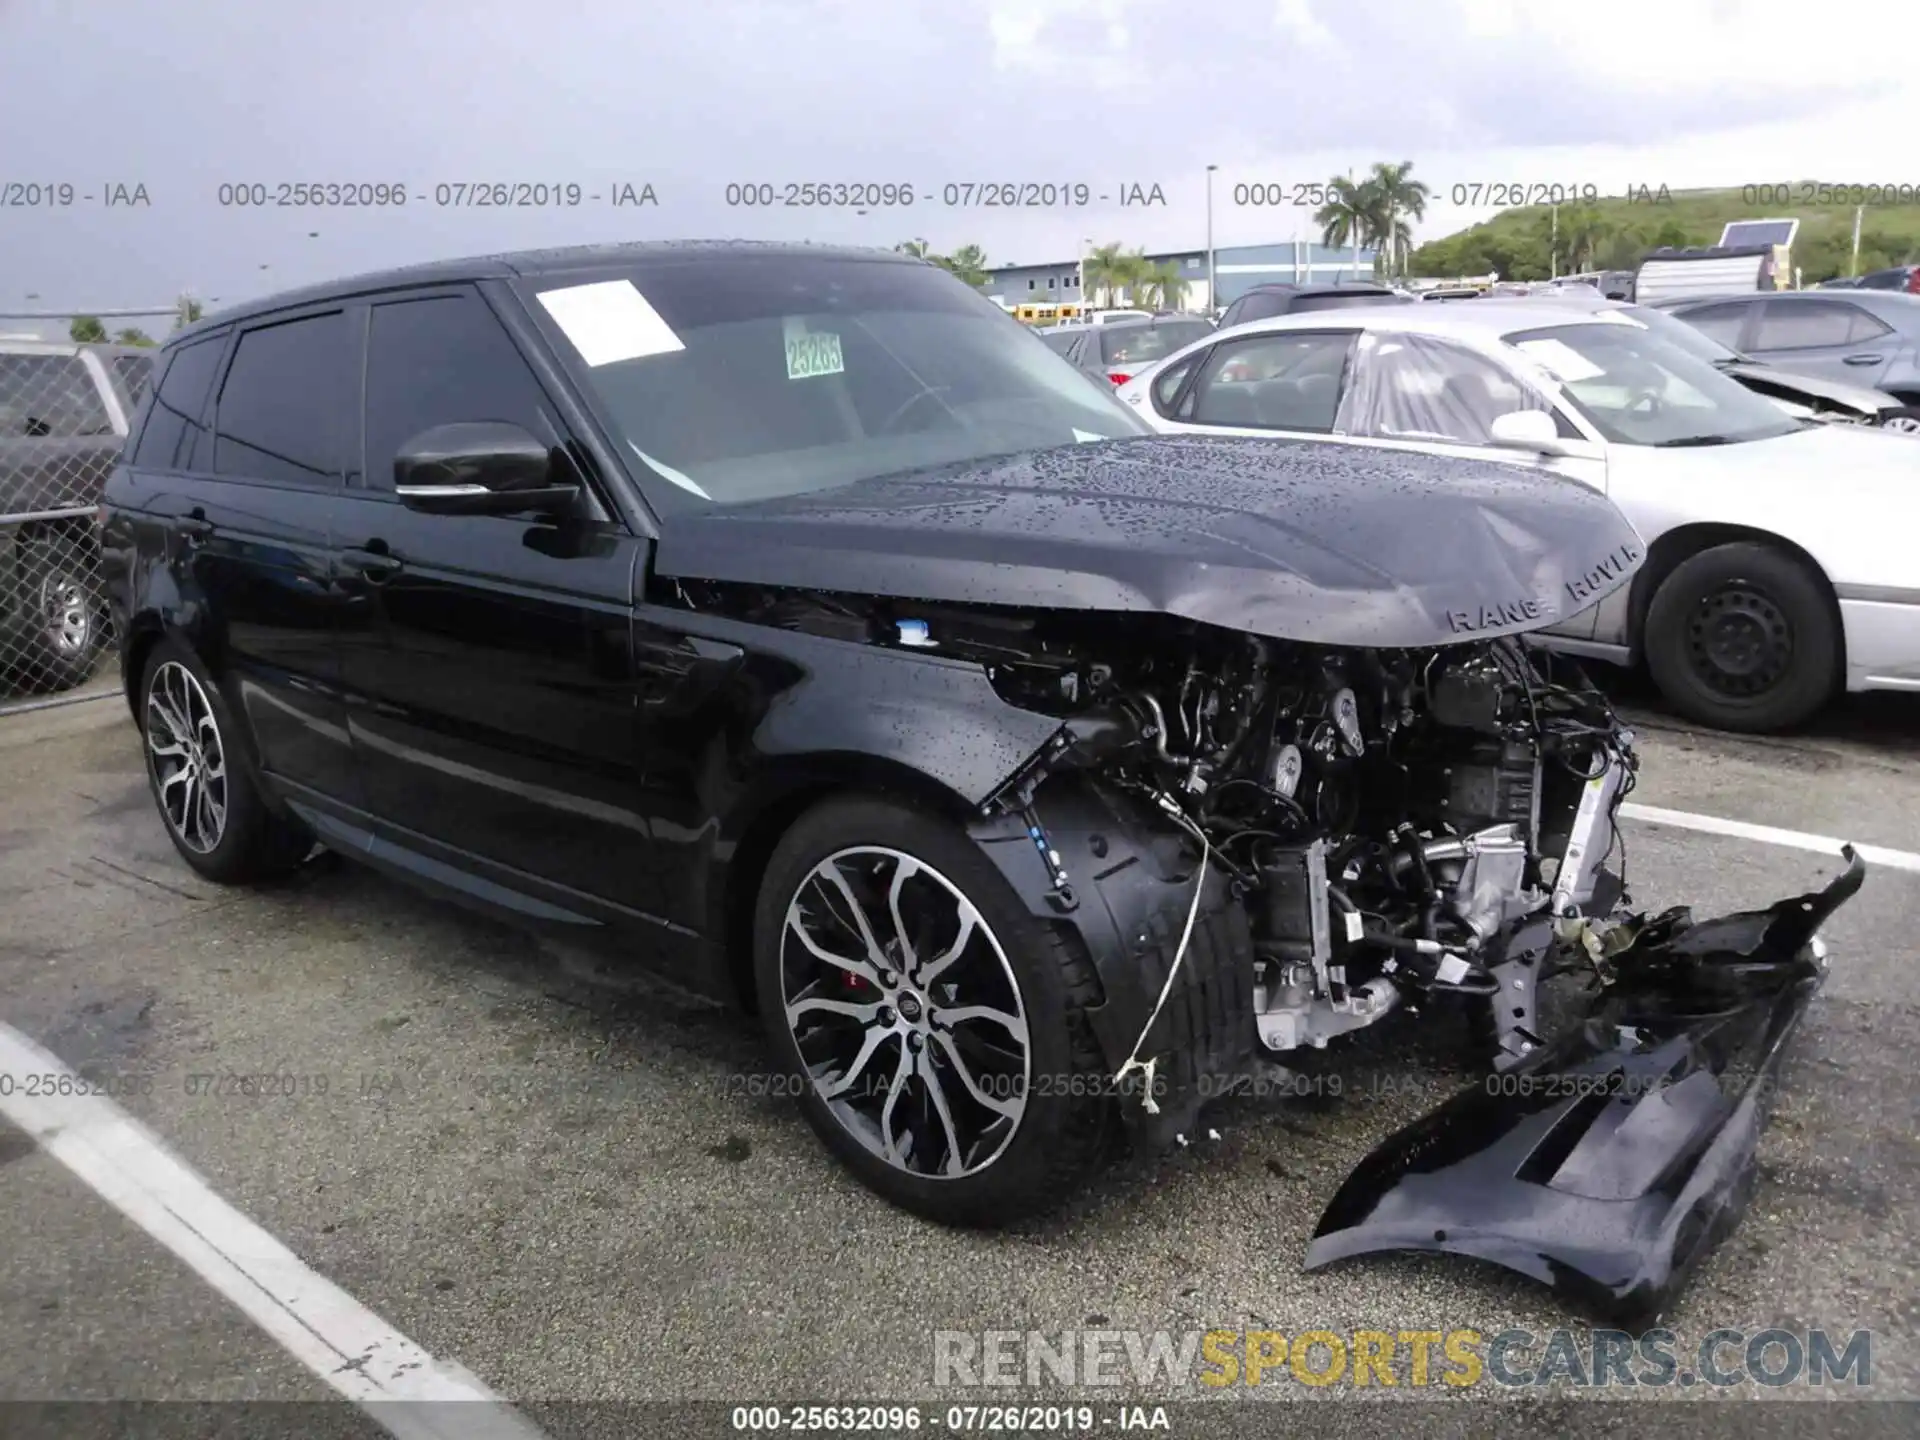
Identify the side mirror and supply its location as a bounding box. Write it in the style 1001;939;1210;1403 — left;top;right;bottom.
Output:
1488;409;1575;454
393;421;580;516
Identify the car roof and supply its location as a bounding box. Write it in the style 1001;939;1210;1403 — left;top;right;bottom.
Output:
1240;281;1391;296
170;240;917;346
1217;295;1640;343
1663;288;1920;313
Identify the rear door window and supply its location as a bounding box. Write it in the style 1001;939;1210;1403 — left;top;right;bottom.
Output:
1669;300;1752;349
212;311;352;488
131;334;227;470
1751;300;1860;352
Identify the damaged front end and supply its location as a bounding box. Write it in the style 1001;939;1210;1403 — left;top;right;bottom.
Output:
1304;851;1865;1322
664;567;1864;1317
901;601;1863;1317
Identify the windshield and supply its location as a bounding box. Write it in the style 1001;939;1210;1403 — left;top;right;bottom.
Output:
1101;321;1213;366
1502;318;1801;447
524;256;1150;511
1620;303;1741;365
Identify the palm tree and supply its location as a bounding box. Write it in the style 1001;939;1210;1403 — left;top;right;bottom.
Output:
1140;260;1188;311
1314;176;1377;276
946;243;991;289
172;295;204;332
1557;207;1609;273
69;315;108;343
1083;243;1128;305
1366;161;1430;279
895;238;936;260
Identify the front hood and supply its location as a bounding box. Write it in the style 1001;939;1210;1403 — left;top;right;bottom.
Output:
1723;362;1895;416
652;436;1645;648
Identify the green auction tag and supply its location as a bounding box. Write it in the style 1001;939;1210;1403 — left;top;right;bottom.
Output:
784;320;844;380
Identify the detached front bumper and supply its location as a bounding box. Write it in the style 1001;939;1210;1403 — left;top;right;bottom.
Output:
1304;847;1867;1323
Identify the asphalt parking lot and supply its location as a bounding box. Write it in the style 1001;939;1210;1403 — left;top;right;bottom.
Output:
1;674;1916;1439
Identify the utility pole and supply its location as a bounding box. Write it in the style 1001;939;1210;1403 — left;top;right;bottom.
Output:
1850;205;1864;277
1205;165;1218;314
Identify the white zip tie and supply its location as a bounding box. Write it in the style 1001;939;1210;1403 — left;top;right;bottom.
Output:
1113;811;1211;1116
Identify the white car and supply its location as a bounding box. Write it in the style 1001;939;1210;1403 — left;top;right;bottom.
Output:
1113;299;1920;732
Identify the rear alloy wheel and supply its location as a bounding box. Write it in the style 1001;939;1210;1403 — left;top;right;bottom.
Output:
1644;542;1838;733
138;637;314;883
754;797;1114;1226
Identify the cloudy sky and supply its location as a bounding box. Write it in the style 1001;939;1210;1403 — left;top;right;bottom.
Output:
1;0;1913;330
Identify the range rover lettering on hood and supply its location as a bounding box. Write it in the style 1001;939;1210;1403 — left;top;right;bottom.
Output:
650;435;1647;648
1565;540;1645;608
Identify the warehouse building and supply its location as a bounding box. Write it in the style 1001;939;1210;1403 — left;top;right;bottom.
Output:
981;240;1381;312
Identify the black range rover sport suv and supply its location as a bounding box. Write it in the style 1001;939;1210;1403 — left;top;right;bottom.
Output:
102;242;1856;1295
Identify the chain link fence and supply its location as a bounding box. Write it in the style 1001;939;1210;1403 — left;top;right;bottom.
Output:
2;306;179;713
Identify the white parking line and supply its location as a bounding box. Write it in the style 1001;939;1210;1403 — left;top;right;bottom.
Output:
0;1023;549;1440
1620;802;1920;874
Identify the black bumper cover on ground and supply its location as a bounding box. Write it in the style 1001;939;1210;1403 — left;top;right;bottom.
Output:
1304;847;1868;1323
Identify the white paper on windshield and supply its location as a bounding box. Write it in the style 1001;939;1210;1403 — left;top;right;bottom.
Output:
627;440;710;498
1514;339;1605;383
783;316;844;380
1072;428;1105;442
536;280;685;367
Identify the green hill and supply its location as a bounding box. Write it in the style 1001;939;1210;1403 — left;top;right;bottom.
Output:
1407;184;1920;284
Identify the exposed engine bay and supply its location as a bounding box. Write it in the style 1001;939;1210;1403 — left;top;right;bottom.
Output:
945;603;1641;1071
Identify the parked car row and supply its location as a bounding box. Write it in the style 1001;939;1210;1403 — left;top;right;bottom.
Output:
1111;292;1919;731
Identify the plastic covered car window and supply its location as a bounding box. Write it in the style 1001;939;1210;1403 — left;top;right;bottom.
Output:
1338;332;1555;446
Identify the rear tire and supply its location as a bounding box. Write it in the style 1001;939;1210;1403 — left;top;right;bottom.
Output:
138;636;314;883
1643;542;1837;733
753;795;1115;1227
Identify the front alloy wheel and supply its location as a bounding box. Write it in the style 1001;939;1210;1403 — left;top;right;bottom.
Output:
754;797;1115;1226
780;846;1031;1178
144;659;228;854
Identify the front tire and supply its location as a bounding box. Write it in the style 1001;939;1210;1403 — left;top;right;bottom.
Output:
138;636;313;883
1875;405;1920;435
754;796;1114;1227
1643;542;1838;733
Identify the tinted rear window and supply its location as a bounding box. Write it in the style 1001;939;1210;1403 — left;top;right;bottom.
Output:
1101;321;1213;365
132;334;226;469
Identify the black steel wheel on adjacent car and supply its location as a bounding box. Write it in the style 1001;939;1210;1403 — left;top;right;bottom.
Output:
1643;541;1839;733
138;636;314;883
753;796;1115;1226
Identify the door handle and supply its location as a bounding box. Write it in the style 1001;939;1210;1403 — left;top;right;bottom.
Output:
339;545;403;581
178;510;213;541
1842;354;1884;365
